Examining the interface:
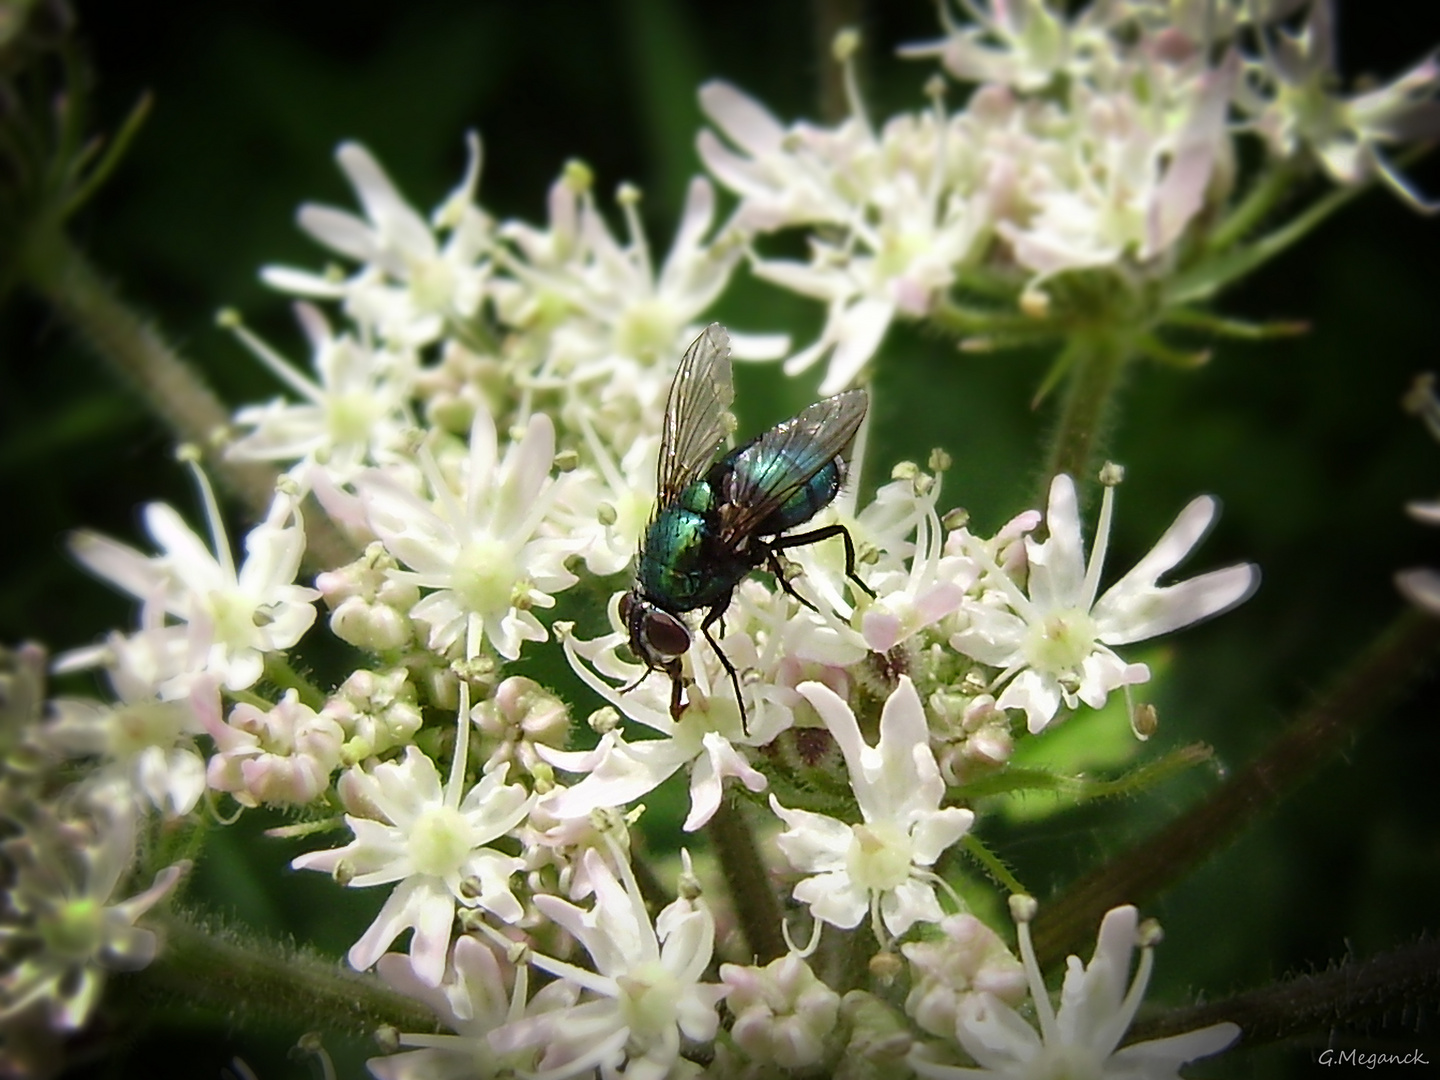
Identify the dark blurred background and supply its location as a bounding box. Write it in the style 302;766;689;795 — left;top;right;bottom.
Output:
3;1;1439;1076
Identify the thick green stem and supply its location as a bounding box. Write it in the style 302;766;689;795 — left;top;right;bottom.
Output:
707;797;786;962
1031;607;1440;968
1128;937;1440;1048
18;226;355;570
135;909;438;1040
1041;328;1130;494
21;227;274;512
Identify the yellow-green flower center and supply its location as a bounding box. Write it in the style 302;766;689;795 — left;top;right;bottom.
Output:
845;821;912;893
451;539;517;616
1022;607;1098;677
618;960;682;1045
408;806;472;879
42;898;104;960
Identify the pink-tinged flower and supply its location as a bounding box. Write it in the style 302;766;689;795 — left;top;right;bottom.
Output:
952;472;1259;733
902;914;1027;1039
1246;0;1440;212
908;902;1240;1079
770;677;974;939
291;745;532;987
202;690;344;808
489;850;724;1080
721;954;841;1069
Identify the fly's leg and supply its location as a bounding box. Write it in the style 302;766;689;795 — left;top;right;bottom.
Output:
668;667;686;722
765;547;820;613
699;595;748;733
769;523;876;599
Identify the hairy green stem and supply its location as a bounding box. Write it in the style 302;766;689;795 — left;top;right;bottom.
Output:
1128;937;1440;1048
18;227;355;570
707;797;786;962
136;909;438;1041
1031;607;1440;968
264;654;326;710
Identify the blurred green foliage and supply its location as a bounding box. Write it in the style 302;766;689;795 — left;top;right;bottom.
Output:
2;1;1438;1076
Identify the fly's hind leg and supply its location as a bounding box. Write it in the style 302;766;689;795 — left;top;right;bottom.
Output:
699;595;748;733
769;523;876;599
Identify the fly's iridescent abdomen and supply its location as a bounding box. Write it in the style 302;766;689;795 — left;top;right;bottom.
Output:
713;445;845;538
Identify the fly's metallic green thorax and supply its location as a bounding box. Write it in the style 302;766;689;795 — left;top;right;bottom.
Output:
637;481;745;612
623;322;874;728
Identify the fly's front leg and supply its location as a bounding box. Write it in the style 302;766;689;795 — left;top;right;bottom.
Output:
699;595;748;733
769;523;876;599
668;666;686;721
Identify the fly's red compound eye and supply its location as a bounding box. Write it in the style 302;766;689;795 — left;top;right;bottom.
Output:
643;610;691;658
618;591;635;625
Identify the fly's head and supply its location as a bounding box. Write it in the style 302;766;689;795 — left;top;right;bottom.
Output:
619;590;690;681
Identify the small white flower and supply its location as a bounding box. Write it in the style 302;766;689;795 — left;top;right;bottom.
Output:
263;137;492;347
899;0;1106;92
0;800;188;1031
490;850;724;1080
952;473;1258;733
907;902;1240;1080
368;935;578;1080
67;488;319;695
41;677;212;818
226;302;418;482
771;676;974;939
291;745;532;987
495;164;782;446
544;615;776;832
358;406;577;662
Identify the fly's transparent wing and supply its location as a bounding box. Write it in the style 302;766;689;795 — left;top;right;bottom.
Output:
657;323;735;504
718;388;868;542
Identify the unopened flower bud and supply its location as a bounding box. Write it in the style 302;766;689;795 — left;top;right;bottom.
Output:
723;955;840;1068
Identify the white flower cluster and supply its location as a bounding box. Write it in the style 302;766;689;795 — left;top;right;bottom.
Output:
16;0;1437;1074
699;0;1440;392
